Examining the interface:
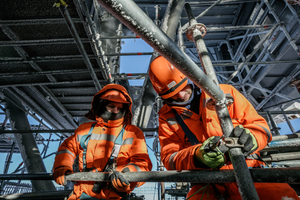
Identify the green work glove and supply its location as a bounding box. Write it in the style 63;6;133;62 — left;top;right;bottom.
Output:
194;136;225;169
231;125;258;156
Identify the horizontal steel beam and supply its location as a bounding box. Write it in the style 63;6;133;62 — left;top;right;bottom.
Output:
1;130;299;140
0;128;158;134
0;168;299;183
0;38;90;46
0;18;82;26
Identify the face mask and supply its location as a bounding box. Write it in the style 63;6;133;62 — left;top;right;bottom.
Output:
96;100;127;122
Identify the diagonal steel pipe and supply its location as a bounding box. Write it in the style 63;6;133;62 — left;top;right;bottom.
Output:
225;23;280;84
97;0;224;102
96;0;262;199
55;1;102;91
77;0;114;83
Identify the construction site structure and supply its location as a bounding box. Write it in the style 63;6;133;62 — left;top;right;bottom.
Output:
1;0;300;199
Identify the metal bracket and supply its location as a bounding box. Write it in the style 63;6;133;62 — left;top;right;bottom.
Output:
205;94;234;110
221;137;244;148
186;23;207;41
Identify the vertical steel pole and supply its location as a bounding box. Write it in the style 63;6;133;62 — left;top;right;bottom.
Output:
184;3;219;85
0;142;15;193
184;3;259;200
267;111;280;136
4;90;56;192
281;107;295;134
160;159;165;200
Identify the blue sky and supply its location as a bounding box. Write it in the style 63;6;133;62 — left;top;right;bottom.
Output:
120;38;153;86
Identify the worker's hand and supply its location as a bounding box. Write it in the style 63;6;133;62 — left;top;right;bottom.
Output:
53;166;72;186
194;136;225;169
231;125;258;156
110;170;131;193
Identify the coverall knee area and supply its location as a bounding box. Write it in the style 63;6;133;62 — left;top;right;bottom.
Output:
186;183;300;200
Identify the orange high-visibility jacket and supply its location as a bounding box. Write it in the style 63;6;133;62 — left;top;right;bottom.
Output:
53;84;152;200
158;84;271;171
158;84;299;200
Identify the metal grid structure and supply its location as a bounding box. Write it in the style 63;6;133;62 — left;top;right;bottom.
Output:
1;0;300;199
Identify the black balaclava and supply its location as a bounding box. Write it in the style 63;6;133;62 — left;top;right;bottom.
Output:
96;100;128;122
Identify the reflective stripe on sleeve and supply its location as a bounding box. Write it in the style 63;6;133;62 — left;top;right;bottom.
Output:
254;124;272;143
167;117;177;126
56;149;75;157
126;163;141;171
169;152;178;170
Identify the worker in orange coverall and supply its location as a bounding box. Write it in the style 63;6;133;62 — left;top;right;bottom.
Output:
53;84;152;200
149;56;299;200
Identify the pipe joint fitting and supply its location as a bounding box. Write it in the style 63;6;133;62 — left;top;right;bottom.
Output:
186;23;207;41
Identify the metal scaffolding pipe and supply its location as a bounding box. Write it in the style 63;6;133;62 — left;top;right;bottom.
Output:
187;0;260;5
281;107;296;134
185;3;219;85
181;0;222;32
132;0;185;131
0;24;275;47
77;0;114;83
0;18;82;26
0;142;15;192
4;91;56;192
264;0;299;53
265;138;300;149
0;80;98;88
260;110;300;115
1;168;300;184
270;160;300;168
160;0;186;41
56;2;102;91
225;23;280;84
0;127;158;134
261;151;300;162
271;133;300;141
255;66;300;110
3;56;300;66
0;38;90;46
261;139;300;153
97;0;225;103
267;111;280;136
245;83;298;101
184;3;257;199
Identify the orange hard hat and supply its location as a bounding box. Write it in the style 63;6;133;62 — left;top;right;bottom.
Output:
100;90;129;104
149;56;188;99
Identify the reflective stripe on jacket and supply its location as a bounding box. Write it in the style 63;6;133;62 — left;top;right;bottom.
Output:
53;118;152;199
158;84;272;171
53;84;152;200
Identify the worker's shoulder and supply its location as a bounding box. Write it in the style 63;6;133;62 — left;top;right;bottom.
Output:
75;122;96;133
124;124;146;139
125;124;142;133
219;84;236;92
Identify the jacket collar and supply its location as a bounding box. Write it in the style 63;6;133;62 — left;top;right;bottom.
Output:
95;116;124;128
